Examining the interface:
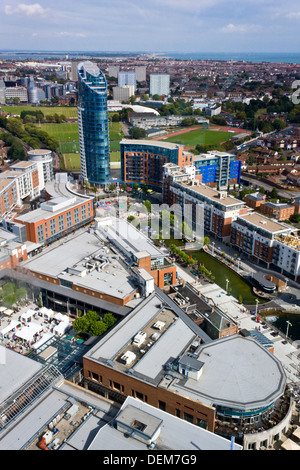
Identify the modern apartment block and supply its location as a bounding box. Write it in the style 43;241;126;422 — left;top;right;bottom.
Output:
135;65;147;82
120;140;194;189
193;151;241;188
0;161;40;203
0;178;18;218
150;73;170;97
163;163;247;241
118;71;136;92
112;85;135;102
27;149;54;191
231;212;300;280
107;65;120;78
13;195;94;246
77;61;110;185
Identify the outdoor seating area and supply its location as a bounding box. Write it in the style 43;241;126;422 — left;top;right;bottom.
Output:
0;303;71;355
214;392;292;441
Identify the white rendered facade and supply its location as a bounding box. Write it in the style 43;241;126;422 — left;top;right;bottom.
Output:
150;73;170;97
27;149;54;190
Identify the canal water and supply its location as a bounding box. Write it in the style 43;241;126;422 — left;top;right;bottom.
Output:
186;250;264;305
186;250;300;340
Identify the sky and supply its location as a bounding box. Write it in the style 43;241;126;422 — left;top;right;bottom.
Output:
1;0;300;53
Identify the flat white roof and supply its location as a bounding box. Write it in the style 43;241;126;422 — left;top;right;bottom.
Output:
0;347;43;404
20;229;137;300
97;217;164;259
88;396;242;450
169;335;286;410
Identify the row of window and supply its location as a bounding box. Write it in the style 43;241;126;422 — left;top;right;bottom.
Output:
88;372;208;429
37;204;91;243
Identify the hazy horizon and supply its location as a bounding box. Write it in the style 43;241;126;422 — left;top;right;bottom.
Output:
1;1;300;54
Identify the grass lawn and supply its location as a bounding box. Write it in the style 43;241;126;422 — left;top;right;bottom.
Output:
42;121;123;149
3;105;78;118
40;122;79;141
63;153;81;171
109;121;124;140
59;141;80;154
164;129;236;147
110;151;120;162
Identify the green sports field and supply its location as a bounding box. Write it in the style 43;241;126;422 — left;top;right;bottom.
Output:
163;129;237;147
54;120;124;171
63;153;81;171
40;122;80;142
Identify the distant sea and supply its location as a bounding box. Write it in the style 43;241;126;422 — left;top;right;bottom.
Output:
2;50;300;64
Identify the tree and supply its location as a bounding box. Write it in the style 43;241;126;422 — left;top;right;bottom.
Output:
273;119;286;131
269;188;279;200
102;313;117;328
7;141;26;160
73;316;90;333
203;236;210;246
129;126;147;139
85;310;100;323
143;200;152;213
89;320;107;336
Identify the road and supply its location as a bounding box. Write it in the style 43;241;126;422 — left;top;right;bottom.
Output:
240;174;300;199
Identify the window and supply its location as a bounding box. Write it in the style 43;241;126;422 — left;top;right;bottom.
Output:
36;224;44;243
66;211;73;228
74;208;80;224
50;218;57;236
196;418;207;429
58;214;65;232
132;420;147;432
135;391;144;401
158;400;166;411
183;412;193;423
176;409;181;418
81;204;87;220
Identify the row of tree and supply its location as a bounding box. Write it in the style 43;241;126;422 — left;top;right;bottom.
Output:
0;115;59;153
73;311;117;337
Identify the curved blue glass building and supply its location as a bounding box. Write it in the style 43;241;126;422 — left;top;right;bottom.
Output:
77;61;110;185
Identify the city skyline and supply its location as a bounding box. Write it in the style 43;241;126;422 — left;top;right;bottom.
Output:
1;0;300;53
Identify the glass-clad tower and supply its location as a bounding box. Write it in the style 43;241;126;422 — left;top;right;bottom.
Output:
77;61;110;184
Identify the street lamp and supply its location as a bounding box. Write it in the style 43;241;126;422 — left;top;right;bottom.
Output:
226;278;229;293
255;299;259;319
237;257;241;273
286;321;292;338
212;241;215;256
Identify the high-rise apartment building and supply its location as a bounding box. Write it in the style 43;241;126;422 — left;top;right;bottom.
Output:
5;86;28;103
118;71;136;92
107;65;120;78
135;66;146;82
70;61;79;81
120;140;194;189
0;79;5;104
77;61;110;185
150;73;170;97
112;85;135;102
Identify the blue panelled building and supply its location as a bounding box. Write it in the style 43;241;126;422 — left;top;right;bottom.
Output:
193;151;241;188
77;61;110;185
